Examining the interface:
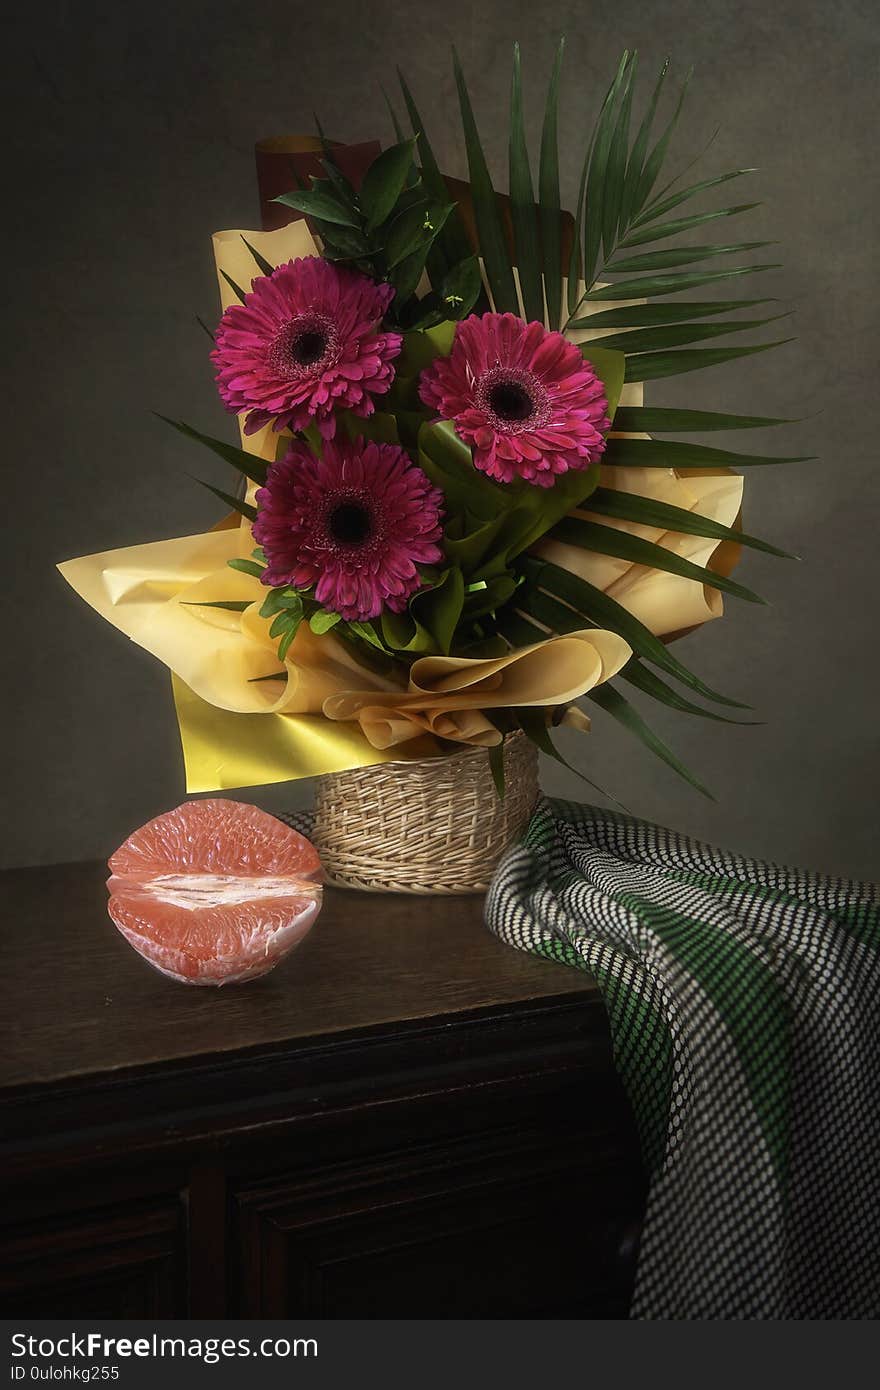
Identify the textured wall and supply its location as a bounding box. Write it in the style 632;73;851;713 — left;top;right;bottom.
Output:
5;0;878;875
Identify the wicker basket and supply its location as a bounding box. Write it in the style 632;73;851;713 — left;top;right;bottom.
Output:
311;733;540;894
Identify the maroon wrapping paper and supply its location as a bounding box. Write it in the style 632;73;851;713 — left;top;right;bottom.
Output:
255;136;382;232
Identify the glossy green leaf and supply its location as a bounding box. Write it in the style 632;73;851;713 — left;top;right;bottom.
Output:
273;188;361;227
398;70;475;273
619;57;668;231
621;201;760;248
609;240;772;273
583;264;780;299
587;486;798;559
604;436;810;468
259;588;304;620
521;558;749;707
411;565;465;655
359;139;417;231
156;416;269;487
588;683;712;796
508;43;544;324
310;610;342;635
567;147;589;315
623;338;793;382
612;405;793;432
383;199;454;268
634;168;757;226
603;49;636;254
583;50;631;289
578;313;786;354
453;48;519;313
539;38;565;328
227;558;265;579
569;297;774;329
439;256;483;317
548;516;766;604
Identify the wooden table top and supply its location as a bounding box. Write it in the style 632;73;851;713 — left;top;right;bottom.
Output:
0;860;594;1093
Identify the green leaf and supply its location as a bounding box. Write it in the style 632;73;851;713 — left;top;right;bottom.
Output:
487;742;506;799
567;147;590;315
269;610;297;640
603;49;637;255
577;343;626;421
633;168;757;226
359;138;418;231
155;416;269;487
273;188;362;227
439;256;483;317
620;202;760;247
635;66;692;209
615;57;664;236
398;70;475;274
578;313;787;354
240;236;275;277
220;270;248;304
521;558;749;707
604;436;810;469
547;516;767;604
453;48;519;313
192;477;257;521
259;588;304;620
588;683;712;796
612;405;793;433
539;37;565;328
516;707;626;808
310;610;342;635
409;565;465;655
346;619;387;651
583;50;631;289
569;297;774;329
587;485;798;559
608;240;773;273
180;600;252;612
508;42;544;324
278;617;302;662
227;557;265;579
384;199;454;268
624;338;792;383
583;263;781;299
621;659;758;725
315;224;373;260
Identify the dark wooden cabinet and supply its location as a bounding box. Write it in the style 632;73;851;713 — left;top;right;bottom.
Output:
0;861;644;1318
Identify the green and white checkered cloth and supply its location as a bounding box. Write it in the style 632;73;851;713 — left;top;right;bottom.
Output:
485;798;880;1320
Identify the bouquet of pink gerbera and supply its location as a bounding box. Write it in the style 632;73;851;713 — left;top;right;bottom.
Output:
61;44;798;805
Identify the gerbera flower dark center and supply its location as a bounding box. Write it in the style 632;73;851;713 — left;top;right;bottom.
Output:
328;501;372;545
291;328;328;366
476;365;550;435
487;380;534;422
268;314;338;377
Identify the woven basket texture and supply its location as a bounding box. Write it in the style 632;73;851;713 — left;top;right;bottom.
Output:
311;733;540;894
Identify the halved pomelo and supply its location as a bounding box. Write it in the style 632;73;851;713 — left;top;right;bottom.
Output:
107;799;322;985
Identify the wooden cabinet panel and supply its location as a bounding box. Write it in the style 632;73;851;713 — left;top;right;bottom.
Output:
234;1133;641;1318
0;1199;186;1318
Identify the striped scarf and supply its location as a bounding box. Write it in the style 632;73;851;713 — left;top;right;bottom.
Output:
485;798;880;1320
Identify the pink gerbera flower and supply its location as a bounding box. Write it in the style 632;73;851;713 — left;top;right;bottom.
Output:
252;436;444;622
212;258;402;438
418;312;610;487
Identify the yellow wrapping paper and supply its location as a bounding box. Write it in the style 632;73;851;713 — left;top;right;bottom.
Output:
58;224;745;791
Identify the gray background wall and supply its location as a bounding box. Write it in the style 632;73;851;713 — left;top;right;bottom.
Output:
4;0;878;876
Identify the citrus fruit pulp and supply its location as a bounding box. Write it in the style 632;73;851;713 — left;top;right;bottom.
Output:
107;799;323;985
